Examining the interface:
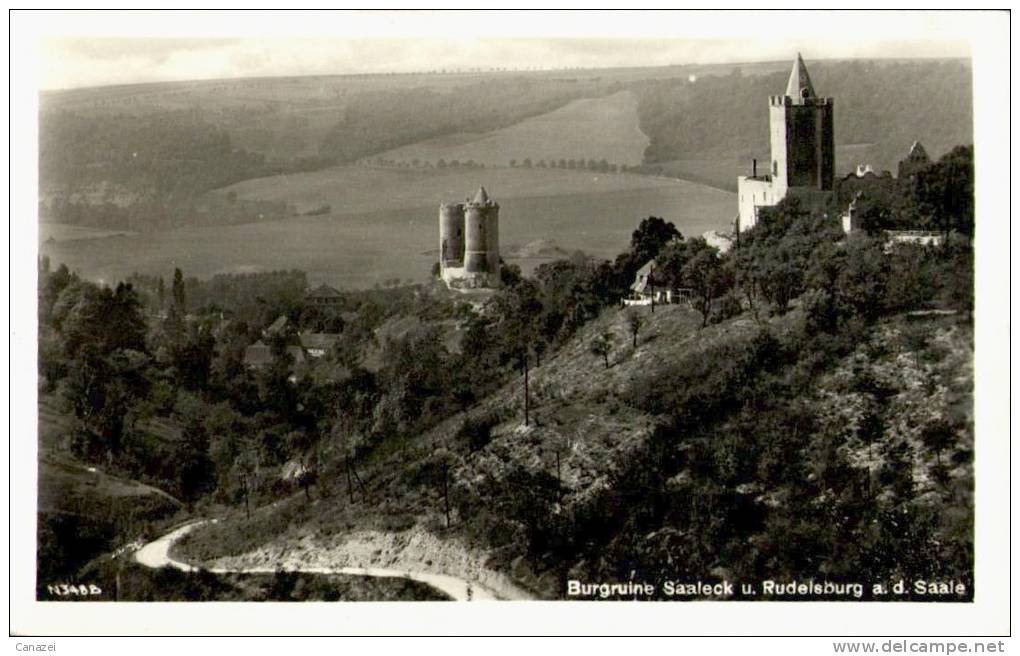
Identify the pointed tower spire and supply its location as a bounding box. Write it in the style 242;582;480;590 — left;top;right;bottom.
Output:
472;186;490;204
785;52;816;103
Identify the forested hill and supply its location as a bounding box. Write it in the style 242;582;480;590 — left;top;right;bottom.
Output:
627;58;972;180
39;76;591;197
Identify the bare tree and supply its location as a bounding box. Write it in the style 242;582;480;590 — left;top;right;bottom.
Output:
590;329;613;369
625;309;645;349
434;448;456;529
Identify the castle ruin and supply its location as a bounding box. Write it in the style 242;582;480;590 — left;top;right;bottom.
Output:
439;187;501;289
737;53;835;231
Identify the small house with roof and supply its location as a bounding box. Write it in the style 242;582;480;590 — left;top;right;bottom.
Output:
243;340;308;373
305;283;343;307
243;340;274;370
623;260;691;306
299;332;339;358
263;315;290;339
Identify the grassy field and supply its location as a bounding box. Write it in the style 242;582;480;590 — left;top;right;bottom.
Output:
41;166;735;289
218;162;686;214
377;90;649;168
39;224;137;243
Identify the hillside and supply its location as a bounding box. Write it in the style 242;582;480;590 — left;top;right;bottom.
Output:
37;396;185;587
173;300;973;599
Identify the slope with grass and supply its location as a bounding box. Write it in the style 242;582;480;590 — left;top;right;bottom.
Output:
37;396;186;590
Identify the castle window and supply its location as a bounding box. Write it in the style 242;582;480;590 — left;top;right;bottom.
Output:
773;160;778;176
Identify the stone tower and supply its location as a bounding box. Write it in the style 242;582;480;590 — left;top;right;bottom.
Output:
768;53;835;199
439;202;464;269
438;187;500;289
737;54;835;231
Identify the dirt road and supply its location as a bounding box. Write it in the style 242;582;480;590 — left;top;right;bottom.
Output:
134;521;505;601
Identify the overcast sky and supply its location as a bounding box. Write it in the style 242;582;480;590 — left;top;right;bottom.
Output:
36;11;973;90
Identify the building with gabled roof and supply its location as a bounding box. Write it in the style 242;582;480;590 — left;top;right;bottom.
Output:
305;283;343;306
243;340;274;369
264;314;289;338
623;259;691;306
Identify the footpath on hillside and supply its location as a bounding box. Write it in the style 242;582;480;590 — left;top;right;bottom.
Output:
135;520;532;601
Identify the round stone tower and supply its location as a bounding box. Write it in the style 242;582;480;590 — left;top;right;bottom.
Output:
463;186;500;285
439;202;464;268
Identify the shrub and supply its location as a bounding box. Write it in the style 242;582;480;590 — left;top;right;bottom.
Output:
710;292;743;324
457;410;501;452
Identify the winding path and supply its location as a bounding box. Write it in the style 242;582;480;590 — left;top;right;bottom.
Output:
134;521;498;601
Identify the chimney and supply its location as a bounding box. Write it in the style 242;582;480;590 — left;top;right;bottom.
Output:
752;158;757;178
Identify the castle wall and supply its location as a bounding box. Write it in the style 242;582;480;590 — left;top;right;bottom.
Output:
737;177;776;232
769;99;790;198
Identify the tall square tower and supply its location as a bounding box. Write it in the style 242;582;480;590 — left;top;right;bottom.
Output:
768;53;835;199
737;54;835;232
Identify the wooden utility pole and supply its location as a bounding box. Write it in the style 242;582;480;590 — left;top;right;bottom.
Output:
523;353;530;426
345;454;355;504
555;449;562;503
442;462;450;529
242;473;251;520
351;459;368;498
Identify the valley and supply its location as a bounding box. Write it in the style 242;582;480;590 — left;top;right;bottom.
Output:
41;166;735;289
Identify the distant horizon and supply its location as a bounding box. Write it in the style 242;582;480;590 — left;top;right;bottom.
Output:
41;35;970;92
40;52;973;94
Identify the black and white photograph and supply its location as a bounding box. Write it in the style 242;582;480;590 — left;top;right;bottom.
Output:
8;7;1011;641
